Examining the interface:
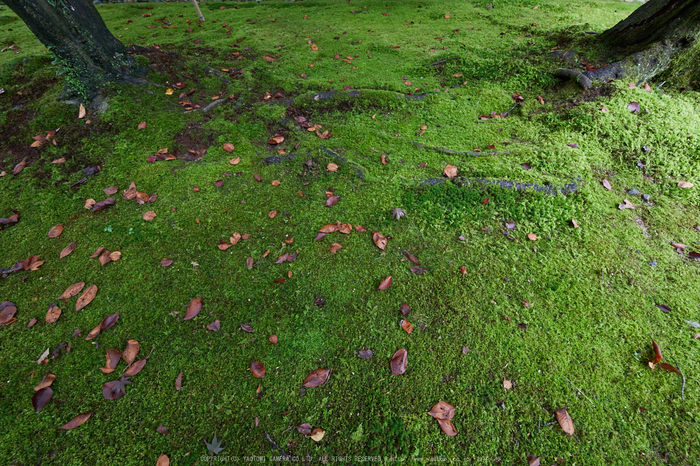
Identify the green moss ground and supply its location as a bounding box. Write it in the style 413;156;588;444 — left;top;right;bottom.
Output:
1;0;700;464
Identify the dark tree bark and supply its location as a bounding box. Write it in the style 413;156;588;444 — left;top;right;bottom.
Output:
3;0;140;99
587;0;700;88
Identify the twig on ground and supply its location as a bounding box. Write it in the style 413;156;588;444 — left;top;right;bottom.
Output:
427;57;459;66
564;376;596;407
672;360;686;401
265;431;290;458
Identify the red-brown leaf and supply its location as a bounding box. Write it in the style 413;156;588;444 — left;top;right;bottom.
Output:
373;231;387;250
100;313;119;331
59;412;91;430
303;368;331;387
34;373;56;391
437;419;458;436
47;224;64;238
13;160;26;175
325;195;340;207
59;281;85;300
241;323;254;333
319;223;340;233
100;349;121;373
75;285;97;311
175;371;182;391
32;387;53;413
390;348;407;375
103;185;118;195
184;297;202;320
123;359;147;377
555;408;574;435
428;401;455;420
160;258;173;267
207;320;220;331
246;257;254;269
92;198;115;213
651;339;662;365
84;325;101;340
297;423;312;435
329;243;343;254
405;251;420;265
122;340;139;365
251;361;266;378
378;276;392;290
45;304;62;323
59;242;76;259
269;334;278;344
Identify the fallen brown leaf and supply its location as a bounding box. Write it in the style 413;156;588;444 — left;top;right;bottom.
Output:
160;258;173;267
650;339;662;367
122;340;139;365
325;195;340;207
297;423;312;435
330;243;343;254
223;143;235;153
123;359;147;377
444;164;458;179
400;319;413;334
59;242;76;259
373;231;388;250
32;387;53;414
269;334;278;344
251;361;266;378
13;160;26;175
100;348;121;373
320;223;340;233
230;157;241;165
46;304;62;324
207;320;220;331
241;323;254;333
437;419;458;436
184;297;202;320
390;349;407;375
679;181;694;188
527;233;538;241
59;281;85;300
175;371;182;391
143;211;157;221
48;224;64;238
75;285;97;311
378;276;392;290
555;408;574;435
428;401;455;420
59;412;92;430
310;428;325;442
405;251;420;265
303;368;331;387
156;454;169;466
327;163;338;172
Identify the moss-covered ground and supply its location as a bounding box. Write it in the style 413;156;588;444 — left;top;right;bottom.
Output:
1;0;700;464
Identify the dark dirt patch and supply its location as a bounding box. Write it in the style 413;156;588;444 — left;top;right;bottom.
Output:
171;123;216;161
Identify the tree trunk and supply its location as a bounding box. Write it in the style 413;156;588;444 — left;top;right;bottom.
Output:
587;0;700;88
3;0;139;100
